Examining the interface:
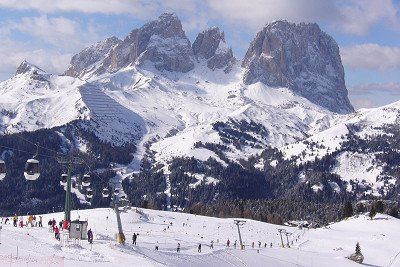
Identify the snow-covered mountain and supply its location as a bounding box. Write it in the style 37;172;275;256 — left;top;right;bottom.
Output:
0;13;399;211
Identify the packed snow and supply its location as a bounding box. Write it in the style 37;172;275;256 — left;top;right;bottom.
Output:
0;208;399;266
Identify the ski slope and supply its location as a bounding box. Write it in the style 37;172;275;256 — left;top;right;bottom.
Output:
0;208;399;266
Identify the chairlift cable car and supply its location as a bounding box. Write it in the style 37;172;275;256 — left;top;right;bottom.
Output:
114;188;120;196
0;160;6;180
24;144;40;181
60;173;68;186
82;173;91;187
86;187;93;199
102;187;110;198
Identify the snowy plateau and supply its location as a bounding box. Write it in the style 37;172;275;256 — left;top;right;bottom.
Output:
0;12;400;267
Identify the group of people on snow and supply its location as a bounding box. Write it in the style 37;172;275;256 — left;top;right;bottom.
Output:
3;214;43;228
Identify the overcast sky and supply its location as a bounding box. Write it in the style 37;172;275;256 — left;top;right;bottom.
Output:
0;0;399;109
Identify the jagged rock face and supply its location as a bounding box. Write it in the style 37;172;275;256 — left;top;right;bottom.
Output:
242;21;354;114
64;37;121;78
15;60;48;82
97;13;194;74
193;27;235;71
16;60;44;75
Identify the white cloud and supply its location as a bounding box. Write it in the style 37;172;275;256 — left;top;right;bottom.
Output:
0;0;196;18
349;82;400;95
339;0;400;35
0;39;71;80
205;0;339;30
0;15;101;50
204;0;400;35
348;82;400;109
0;0;398;35
341;44;400;70
0;0;150;15
349;97;377;109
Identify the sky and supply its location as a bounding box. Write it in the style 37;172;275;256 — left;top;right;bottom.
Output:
0;0;399;110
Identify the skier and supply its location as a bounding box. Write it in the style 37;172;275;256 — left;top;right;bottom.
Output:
210;240;214;249
87;228;93;244
252;241;254;248
19;217;24;228
198;243;202;253
177;243;180;253
132;233;137;245
52;218;56;231
155;241;159;251
258;241;261;248
226;239;230;247
38;216;42;227
264;243;267;248
234;240;237;248
270;242;273;248
12;215;17;227
48;219;53;231
54;226;60;240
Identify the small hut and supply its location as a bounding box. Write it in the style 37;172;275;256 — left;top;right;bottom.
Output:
69;220;88;240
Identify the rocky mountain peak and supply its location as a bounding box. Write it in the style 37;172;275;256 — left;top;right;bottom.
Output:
84;13;195;75
64;36;121;78
242;20;354;114
16;60;44;75
193;27;235;72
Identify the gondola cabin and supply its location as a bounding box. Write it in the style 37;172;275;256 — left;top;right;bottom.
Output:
24;159;40;181
114;188;120;196
86;188;93;199
0;160;6;180
102;188;110;198
82;174;91;187
60;174;68;186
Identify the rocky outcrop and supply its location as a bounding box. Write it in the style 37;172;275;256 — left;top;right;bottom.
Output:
16;60;44;75
96;13;194;74
242;20;354;114
64;36;121;78
16;60;48;82
193;27;235;71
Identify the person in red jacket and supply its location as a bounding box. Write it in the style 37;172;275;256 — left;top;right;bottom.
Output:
54;226;60;241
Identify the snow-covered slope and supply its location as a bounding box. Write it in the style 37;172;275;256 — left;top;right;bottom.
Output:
90;62;335;166
3;13;399;200
1;208;399;266
0;61;87;134
280;100;400;196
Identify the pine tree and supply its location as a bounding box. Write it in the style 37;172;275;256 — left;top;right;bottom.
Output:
355;242;362;256
355;202;365;213
389;207;399;218
369;205;376;220
375;200;384;213
343;201;353;218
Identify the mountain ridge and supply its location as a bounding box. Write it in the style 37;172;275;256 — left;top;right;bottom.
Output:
1;13;399;217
